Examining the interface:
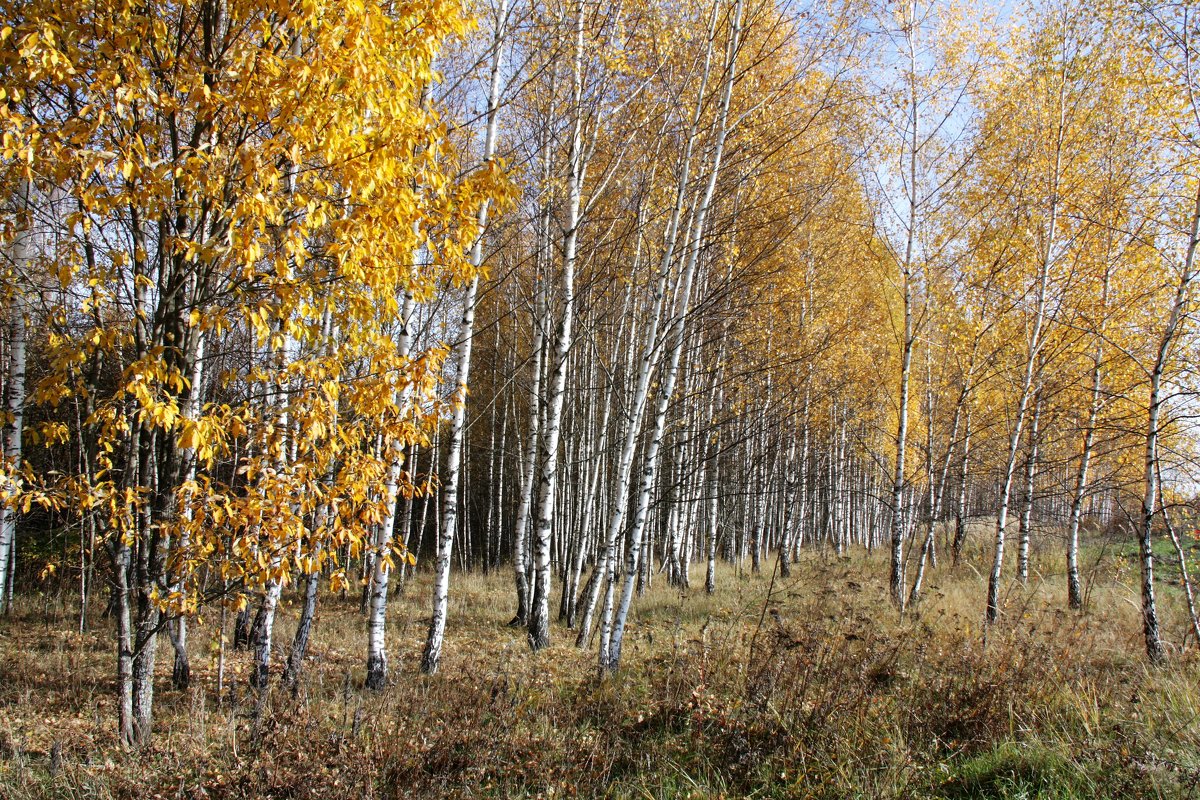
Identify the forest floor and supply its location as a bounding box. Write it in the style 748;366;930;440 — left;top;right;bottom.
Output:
2;533;1200;799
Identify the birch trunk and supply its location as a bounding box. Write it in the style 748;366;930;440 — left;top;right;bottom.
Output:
170;332;205;690
889;2;921;612
910;352;971;606
952;407;972;564
1162;496;1200;648
1016;392;1041;583
249;334;294;690
510;139;553;627
606;0;742;671
419;13;507;670
1067;268;1110;609
528;0;584;652
577;2;722;652
1136;183;1200;662
0;180;30;613
986;65;1064;626
111;530;135;746
363;296;417;684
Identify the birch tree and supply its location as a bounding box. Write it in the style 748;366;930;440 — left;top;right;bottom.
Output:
419;0;512;677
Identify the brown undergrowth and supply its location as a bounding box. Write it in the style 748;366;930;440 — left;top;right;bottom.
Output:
2;545;1199;798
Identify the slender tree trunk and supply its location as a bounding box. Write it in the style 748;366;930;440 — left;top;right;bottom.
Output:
420;299;479;673
111;534;135;746
607;0;742;671
250;561;283;689
1067;269;1110;609
416;0;508;671
952;407;972;564
284;569;320;687
1136;183;1200;662
510;137;555;628
132;434;162;743
1162;496;1200;648
250;336;294;690
1017;392;1042;583
169;332;205;690
0;180;30;613
986;66;1064;626
886;2;924;612
577;5;720;651
366;292;417;689
529;0;584;652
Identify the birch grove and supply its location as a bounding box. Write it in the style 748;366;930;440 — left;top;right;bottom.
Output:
1;0;1200;750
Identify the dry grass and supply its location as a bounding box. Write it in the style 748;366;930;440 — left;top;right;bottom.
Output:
2;540;1200;798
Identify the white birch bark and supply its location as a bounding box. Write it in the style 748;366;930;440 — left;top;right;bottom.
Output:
365;291;417;689
1067;267;1110;609
0;179;30;614
250;332;294;690
605;0;742;671
528;0;584;651
951;405;972;563
889;1;920;613
576;2;723;651
510;139;553;627
419;0;509;672
985;59;1066;625
170;331;205;690
1016;392;1041;583
1136;183;1200;662
909;346;972;605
